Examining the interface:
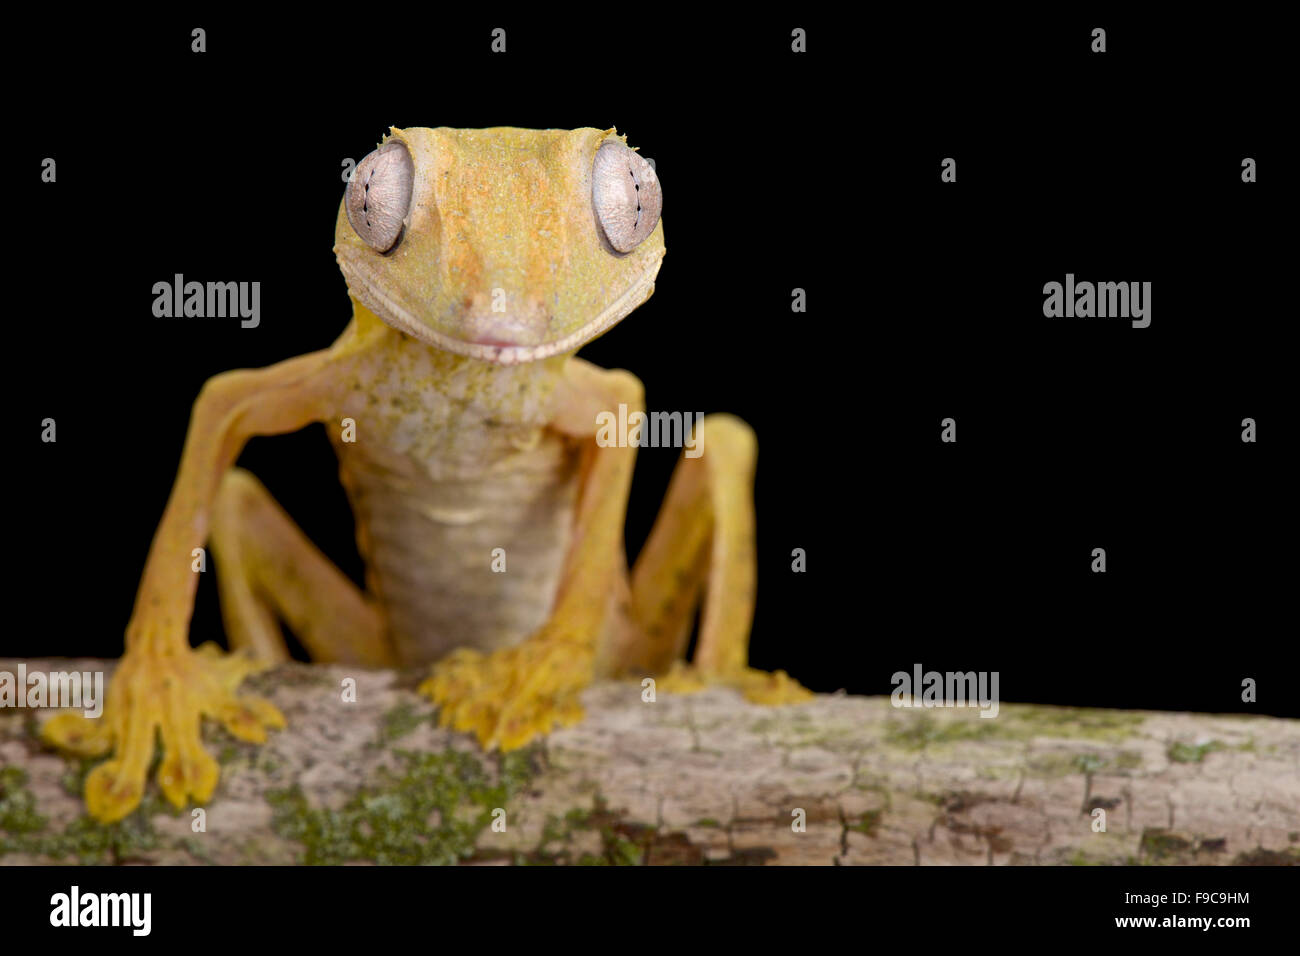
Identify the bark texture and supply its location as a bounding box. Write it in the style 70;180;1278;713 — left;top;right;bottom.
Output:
1;659;1297;866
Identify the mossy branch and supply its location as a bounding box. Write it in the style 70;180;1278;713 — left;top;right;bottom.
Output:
2;660;1297;865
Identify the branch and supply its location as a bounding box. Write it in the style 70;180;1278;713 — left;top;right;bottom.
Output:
1;660;1296;865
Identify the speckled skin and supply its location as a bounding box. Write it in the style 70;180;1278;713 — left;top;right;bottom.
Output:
331;331;580;664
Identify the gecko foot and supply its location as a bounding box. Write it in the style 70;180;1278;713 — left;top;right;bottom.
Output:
42;642;284;823
656;661;815;706
419;639;593;751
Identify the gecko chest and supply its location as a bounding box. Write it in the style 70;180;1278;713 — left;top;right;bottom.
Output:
332;338;580;666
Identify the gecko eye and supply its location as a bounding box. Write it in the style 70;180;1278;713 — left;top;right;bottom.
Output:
592;141;662;253
346;141;414;253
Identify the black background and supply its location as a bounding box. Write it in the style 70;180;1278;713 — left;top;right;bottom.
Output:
10;11;1293;716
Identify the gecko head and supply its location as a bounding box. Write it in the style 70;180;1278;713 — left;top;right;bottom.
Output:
333;126;665;366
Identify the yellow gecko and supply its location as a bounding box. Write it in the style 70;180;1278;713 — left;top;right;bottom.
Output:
44;127;810;824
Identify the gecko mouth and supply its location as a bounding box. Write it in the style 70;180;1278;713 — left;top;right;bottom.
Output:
337;252;660;366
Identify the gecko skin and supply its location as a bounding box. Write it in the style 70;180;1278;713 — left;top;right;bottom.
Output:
45;127;810;823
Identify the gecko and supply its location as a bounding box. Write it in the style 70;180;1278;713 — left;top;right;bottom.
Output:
44;127;810;824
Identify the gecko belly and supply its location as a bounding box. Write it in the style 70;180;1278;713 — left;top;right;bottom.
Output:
335;434;580;667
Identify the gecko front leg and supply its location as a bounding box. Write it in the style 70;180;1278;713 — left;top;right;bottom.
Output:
420;358;641;750
43;331;376;823
620;412;812;704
